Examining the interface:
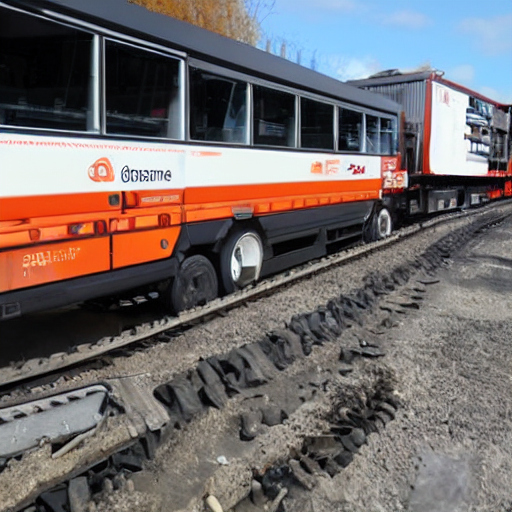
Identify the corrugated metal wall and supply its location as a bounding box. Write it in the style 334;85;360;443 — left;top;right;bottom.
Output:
359;80;427;174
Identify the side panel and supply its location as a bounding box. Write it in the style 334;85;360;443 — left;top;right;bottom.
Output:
0;237;110;292
258;200;373;242
0;134;186;203
0;133;389;302
183;148;383;222
429;82;488;177
112;226;180;269
0;134;186;293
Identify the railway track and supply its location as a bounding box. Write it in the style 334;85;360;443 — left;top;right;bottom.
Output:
1;200;511;512
1;201;510;392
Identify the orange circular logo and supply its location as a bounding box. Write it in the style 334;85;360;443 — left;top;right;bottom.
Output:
88;158;115;182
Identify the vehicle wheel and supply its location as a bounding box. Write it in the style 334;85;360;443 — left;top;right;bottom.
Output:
364;206;393;242
165;255;218;314
220;230;264;294
375;207;393;239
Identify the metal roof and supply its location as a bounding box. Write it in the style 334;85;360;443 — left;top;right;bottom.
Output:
348;71;434;88
6;0;401;115
349;70;510;108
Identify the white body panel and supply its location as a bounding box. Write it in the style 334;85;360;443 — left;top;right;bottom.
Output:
430;82;489;177
0;133;382;199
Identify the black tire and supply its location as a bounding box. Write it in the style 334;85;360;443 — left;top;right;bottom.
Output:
165;255;218;314
219;229;264;294
364;206;393;242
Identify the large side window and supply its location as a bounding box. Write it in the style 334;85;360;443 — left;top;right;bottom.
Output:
189;68;247;143
339;108;363;152
300;97;334;150
253;85;296;147
366;114;379;153
105;40;182;138
0;7;93;131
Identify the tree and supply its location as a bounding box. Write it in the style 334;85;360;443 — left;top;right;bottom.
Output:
131;0;273;46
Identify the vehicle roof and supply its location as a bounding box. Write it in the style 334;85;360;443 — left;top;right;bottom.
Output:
7;0;401;115
349;70;509;108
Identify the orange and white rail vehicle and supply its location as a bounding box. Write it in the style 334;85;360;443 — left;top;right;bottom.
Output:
1;0;405;319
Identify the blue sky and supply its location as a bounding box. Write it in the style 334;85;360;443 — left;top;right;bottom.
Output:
258;0;512;104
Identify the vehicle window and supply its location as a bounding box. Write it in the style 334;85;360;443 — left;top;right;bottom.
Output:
253;85;296;147
300;97;334;150
339;108;363;152
189;68;247;143
380;117;396;155
105;40;182;138
0;7;92;131
366;114;379;153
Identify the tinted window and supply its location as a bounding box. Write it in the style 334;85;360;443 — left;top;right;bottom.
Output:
366;114;379;153
380;117;396;155
339;108;363;152
253;85;296;147
190;68;247;143
105;40;182;138
300;97;334;150
0;7;92;131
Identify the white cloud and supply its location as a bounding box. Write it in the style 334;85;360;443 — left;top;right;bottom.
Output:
382;9;431;29
324;55;381;82
458;14;512;56
448;64;475;85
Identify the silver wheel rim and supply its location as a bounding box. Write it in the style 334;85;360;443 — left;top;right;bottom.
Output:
230;233;263;287
377;208;392;238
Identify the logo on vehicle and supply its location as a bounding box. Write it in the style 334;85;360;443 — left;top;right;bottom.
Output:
437;88;450;106
311;161;323;174
348;164;365;175
88;158;115;182
311;159;340;175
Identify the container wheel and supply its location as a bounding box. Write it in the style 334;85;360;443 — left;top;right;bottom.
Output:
220;230;264;294
364;206;393;242
165;255;218;314
375;207;393;239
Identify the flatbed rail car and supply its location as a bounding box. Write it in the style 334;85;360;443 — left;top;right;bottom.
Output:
349;70;512;217
0;0;402;321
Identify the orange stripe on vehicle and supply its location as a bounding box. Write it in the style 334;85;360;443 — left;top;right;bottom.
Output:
0;192;121;221
0;238;110;293
183;180;381;223
184;179;381;204
112;226;180;269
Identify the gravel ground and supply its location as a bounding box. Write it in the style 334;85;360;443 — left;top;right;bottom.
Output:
2;205;512;512
278;212;512;512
